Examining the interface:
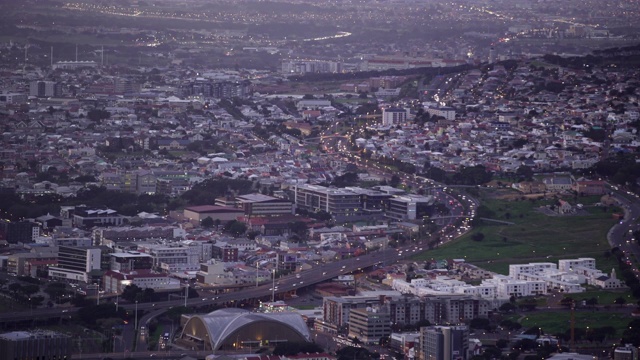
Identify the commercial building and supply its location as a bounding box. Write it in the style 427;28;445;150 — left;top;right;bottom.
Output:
137;243;201;272
48;246;102;283
52;60;98;70
7;249;58;276
236;193;294;217
281;60;342;74
0;220;40;244
294;184;363;219
0;91;28;104
183;205;244;224
419;326;469;360
614;344;638;360
72;206;127;228
0;330;72;360
103;270;181;293
179;79;251;99
348;307;391;344
110;251;153;272
386;195;434;221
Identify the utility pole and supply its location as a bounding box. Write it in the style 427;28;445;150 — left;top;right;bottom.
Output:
570;300;575;350
134;301;138;331
184;284;188;308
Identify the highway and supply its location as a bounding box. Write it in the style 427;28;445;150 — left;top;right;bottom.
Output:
607;189;640;280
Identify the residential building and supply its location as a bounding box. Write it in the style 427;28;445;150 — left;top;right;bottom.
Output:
426;106;456;121
574;180;606;196
382;107;410;126
29;80;62;98
212;244;239;262
542;176;573;192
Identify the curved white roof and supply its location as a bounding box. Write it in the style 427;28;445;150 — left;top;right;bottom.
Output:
189;308;311;349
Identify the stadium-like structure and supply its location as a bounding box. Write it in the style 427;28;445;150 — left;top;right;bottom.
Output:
178;308;311;351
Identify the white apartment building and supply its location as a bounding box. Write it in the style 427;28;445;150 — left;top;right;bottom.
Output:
482;275;547;297
509;258;619;291
509;262;557;276
382;107;410;126
392;277;498;299
558;258;596;272
425;106;456;121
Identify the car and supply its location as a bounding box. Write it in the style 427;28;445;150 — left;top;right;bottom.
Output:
322;272;326;276
202;298;206;301
62;310;68;313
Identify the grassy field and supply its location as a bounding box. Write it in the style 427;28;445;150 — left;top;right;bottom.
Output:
562;289;634;306
517;311;631;337
415;189;620;275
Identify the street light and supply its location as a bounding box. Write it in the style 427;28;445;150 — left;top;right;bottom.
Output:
134;300;138;330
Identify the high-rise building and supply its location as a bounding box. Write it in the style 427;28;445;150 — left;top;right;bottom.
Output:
419;326;469;360
29;80;62;97
382;107;409;126
348;307;391;344
48;246;102;283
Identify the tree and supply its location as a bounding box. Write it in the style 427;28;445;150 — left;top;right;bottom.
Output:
21;284;40;297
499;302;517;313
289;221;308;239
389;174;401;188
516;165;534;181
44;283;68;302
224;220;247;237
201;216;215;228
121;284;143;302
87;109;111;122
8;283;22;296
470;317;491;330
472;232;485;242
614;296;627;306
